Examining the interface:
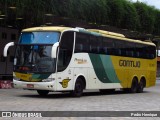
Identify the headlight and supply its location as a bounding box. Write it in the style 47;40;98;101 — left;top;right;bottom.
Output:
13;76;20;81
42;78;55;82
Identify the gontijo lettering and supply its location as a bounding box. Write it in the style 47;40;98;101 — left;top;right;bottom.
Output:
119;60;140;68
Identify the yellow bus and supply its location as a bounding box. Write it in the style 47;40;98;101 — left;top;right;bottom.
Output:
4;27;157;97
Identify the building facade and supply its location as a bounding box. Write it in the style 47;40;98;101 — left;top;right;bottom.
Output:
0;27;18;79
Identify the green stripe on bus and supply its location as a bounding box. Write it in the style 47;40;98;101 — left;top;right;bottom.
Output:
89;54;120;83
100;55;120;83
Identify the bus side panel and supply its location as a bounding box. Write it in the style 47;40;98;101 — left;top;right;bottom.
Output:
71;53;101;89
149;71;156;87
111;56;156;88
61;53;156;91
146;71;156;87
88;54;122;89
144;59;156;87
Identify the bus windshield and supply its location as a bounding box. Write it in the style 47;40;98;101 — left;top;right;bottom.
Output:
14;31;60;73
14;45;56;73
19;32;60;44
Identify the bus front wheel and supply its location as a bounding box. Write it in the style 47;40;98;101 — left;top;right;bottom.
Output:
71;78;84;97
37;90;49;96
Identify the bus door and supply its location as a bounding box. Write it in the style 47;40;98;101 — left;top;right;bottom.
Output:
56;31;74;91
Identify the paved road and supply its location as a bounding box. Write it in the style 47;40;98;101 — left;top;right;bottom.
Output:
0;81;160;120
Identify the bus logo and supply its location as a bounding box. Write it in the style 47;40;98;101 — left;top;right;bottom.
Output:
119;60;140;68
60;79;71;88
74;58;87;64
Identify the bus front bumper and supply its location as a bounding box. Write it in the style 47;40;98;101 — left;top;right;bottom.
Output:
13;80;55;91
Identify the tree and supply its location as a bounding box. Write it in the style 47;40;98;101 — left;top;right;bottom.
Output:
121;0;140;30
154;9;160;35
107;0;125;27
134;2;156;33
1;0;160;35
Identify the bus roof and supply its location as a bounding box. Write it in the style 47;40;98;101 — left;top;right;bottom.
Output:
88;29;125;38
22;26;72;32
87;29;155;46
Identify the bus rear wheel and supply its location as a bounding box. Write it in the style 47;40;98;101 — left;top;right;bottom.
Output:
137;80;144;93
71;78;84;97
130;78;138;93
37;90;49;96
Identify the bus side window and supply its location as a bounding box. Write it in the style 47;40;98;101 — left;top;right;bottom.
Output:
75;44;83;52
102;38;114;55
141;45;146;58
75;32;89;53
97;37;103;54
136;51;140;58
145;45;156;59
90;36;97;53
150;46;156;59
89;35;102;54
135;43;156;59
114;40;124;56
135;44;142;58
124;42;135;57
102;47;107;54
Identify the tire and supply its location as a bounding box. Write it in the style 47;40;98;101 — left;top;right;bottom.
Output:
37;90;49;96
137;80;144;93
130;78;138;93
71;78;84;97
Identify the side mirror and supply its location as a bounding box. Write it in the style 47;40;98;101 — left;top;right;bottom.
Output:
51;42;59;58
3;42;15;57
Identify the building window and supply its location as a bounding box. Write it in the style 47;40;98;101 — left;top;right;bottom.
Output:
2;32;7;39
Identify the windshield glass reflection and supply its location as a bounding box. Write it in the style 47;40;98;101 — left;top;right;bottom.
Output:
14;45;55;73
20;32;60;44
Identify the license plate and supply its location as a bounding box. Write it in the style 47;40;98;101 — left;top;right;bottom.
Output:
27;84;34;88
